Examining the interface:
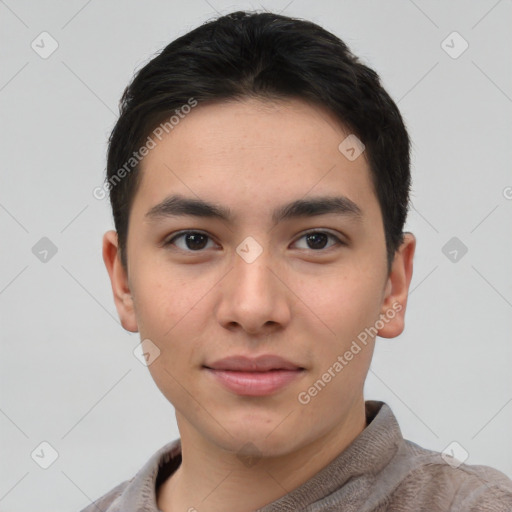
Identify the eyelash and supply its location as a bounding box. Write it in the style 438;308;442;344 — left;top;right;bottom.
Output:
164;230;345;253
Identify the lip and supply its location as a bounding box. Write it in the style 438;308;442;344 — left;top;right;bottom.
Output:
205;355;303;372
204;355;305;396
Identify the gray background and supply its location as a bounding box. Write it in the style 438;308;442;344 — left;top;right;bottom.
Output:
1;1;511;510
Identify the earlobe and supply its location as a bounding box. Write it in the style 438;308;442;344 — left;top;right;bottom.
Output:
102;230;139;333
377;232;416;339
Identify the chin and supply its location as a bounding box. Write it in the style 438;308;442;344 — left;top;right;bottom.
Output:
212;419;304;457
219;434;299;461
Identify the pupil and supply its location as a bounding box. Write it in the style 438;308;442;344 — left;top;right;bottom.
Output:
186;233;207;250
307;233;327;249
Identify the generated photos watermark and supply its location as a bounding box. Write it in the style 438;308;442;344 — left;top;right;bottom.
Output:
92;97;198;200
298;301;403;405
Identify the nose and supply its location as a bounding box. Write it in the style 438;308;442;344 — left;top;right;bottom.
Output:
215;246;291;337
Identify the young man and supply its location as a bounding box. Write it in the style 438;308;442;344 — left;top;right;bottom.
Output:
84;10;512;512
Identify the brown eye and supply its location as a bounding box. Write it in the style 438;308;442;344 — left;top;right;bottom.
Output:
293;231;344;251
166;231;215;251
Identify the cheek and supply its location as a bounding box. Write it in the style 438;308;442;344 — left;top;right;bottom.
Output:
298;268;383;342
131;264;205;337
141;317;204;414
147;357;208;427
130;275;196;394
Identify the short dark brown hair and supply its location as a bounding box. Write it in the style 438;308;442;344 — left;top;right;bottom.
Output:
105;10;411;272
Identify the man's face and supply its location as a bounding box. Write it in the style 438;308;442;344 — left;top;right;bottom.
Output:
105;97;412;458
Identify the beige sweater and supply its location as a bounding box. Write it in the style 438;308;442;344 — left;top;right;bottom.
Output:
80;401;512;511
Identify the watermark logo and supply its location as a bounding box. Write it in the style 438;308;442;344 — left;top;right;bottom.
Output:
236;442;262;468
441;441;469;468
133;338;161;366
31;441;59;469
32;237;58;263
31;31;59;59
442;237;468;263
338;134;365;161
441;31;469;59
236;236;263;264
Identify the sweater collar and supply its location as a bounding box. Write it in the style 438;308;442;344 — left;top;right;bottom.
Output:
110;400;402;512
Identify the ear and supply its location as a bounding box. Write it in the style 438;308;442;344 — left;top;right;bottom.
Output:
377;232;416;339
102;230;139;333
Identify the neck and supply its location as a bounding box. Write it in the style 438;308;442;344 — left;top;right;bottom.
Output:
157;399;367;512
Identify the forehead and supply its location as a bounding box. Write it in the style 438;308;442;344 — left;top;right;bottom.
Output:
131;97;379;225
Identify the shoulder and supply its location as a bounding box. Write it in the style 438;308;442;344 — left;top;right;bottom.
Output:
79;479;131;512
79;439;181;512
388;439;512;511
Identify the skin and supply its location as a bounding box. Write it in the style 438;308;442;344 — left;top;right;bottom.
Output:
103;97;415;512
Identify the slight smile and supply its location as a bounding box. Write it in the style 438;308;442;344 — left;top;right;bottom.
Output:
203;355;306;396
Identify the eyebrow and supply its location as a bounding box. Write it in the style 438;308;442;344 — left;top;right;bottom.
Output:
145;194;363;225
